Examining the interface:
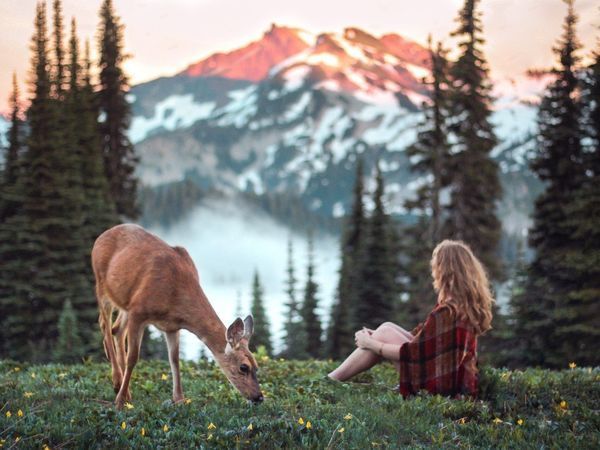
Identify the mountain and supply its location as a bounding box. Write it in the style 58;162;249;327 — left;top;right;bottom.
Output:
129;25;543;240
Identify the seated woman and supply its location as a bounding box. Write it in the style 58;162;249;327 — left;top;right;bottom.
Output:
328;240;493;398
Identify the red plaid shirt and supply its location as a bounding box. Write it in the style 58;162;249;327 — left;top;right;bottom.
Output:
398;304;478;398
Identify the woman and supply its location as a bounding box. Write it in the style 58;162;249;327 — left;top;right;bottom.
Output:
328;240;493;398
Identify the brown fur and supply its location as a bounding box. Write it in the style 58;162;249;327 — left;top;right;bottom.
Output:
92;224;263;408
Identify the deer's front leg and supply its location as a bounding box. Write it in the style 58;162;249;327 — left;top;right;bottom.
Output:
166;330;184;403
115;316;144;409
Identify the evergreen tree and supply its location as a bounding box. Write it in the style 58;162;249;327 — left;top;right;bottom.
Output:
249;270;272;354
0;2;55;360
356;164;398;329
444;0;503;280
515;0;589;367
68;22;116;353
301;232;322;358
3;73;22;188
281;238;308;359
54;299;84;363
0;73;24;355
403;40;451;327
97;0;138;218
52;0;66;98
327;160;365;359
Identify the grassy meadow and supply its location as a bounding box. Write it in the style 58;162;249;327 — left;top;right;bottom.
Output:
0;358;598;449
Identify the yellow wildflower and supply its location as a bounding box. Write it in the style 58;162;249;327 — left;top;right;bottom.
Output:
161;373;168;381
185;398;192;405
124;402;134;410
24;392;33;398
141;427;145;437
569;362;576;369
17;409;23;417
13;367;20;372
247;423;253;431
344;413;353;420
31;372;36;379
58;372;67;378
207;433;213;440
458;417;466;424
42;444;49;450
338;427;345;433
493;418;502;424
306;421;312;429
517;419;524;426
207;422;217;430
5;411;11;418
297;417;304;425
560;400;568;410
163;424;169;433
121;421;126;430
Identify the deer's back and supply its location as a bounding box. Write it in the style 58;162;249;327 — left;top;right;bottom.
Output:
92;224;200;312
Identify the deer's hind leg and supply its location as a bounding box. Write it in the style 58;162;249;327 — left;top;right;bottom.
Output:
112;310;130;401
97;292;123;394
115;313;145;409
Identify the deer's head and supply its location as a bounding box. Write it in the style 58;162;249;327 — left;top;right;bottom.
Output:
221;315;263;403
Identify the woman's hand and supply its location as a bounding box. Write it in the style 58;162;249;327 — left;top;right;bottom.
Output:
355;329;374;350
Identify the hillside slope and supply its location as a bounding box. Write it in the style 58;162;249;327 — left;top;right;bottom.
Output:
0;360;598;448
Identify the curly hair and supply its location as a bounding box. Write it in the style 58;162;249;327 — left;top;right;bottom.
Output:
431;240;494;335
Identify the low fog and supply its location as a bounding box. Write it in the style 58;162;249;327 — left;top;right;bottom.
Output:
150;195;340;359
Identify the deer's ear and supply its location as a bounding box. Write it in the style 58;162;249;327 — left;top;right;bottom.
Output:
243;315;254;339
226;318;245;346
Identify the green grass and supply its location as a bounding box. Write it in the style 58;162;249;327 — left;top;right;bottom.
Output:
0;358;598;449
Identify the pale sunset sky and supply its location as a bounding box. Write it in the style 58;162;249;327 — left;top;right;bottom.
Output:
0;0;598;109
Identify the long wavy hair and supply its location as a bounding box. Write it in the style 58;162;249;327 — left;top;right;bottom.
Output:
431;240;494;335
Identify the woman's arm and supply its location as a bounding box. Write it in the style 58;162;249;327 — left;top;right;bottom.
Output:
355;330;406;361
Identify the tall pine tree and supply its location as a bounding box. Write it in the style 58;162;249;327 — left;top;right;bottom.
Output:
301;232;322;358
514;0;590;367
356;164;398;329
403;40;451;327
249;270;272;354
280;238;308;359
97;0;138;218
0;73;24;356
444;0;503;280
327;160;365;359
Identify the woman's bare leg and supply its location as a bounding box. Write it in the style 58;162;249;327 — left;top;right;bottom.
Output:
380;322;414;340
328;324;411;381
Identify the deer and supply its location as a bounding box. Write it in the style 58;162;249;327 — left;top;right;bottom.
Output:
91;223;263;409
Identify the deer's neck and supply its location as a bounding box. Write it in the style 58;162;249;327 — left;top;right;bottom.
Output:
185;290;228;357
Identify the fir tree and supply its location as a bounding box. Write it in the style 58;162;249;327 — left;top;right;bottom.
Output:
356;164;398;329
444;0;503;280
516;0;589;367
403;40;451;327
327;160;365;359
68;22;115;353
52;0;66;98
281;238;308;359
0;2;54;360
301;232;322;358
0;73;24;355
97;0;138;218
54;299;84;363
249;270;272;354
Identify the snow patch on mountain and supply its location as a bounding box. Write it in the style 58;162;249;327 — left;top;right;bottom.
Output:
129;94;215;143
0;115;9;149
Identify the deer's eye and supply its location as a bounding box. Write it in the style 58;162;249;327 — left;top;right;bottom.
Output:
240;364;250;374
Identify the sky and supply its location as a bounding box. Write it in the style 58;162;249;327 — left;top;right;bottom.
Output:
0;0;598;108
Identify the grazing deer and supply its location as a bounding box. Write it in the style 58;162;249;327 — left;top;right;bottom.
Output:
92;224;263;409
